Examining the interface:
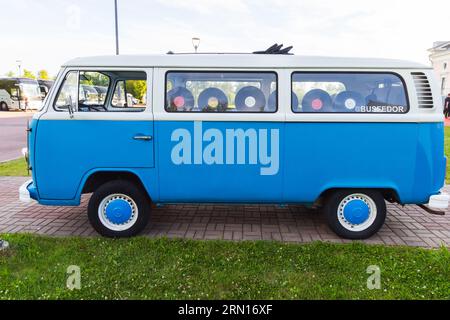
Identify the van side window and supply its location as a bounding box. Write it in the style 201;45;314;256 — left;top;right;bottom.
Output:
165;71;277;113
54;70;147;112
78;71;110;111
292;73;409;113
111;78;147;109
55;71;78;111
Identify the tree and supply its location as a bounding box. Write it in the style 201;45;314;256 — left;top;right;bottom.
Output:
126;80;147;102
38;70;49;80
22;69;36;79
5;71;15;77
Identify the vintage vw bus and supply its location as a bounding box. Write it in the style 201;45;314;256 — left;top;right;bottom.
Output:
19;52;448;239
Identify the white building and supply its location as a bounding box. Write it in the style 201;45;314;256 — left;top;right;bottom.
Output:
429;41;450;98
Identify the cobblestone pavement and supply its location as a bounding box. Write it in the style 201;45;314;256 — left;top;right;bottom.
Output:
1;177;449;248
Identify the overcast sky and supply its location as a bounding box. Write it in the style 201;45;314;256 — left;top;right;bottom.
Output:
0;0;449;77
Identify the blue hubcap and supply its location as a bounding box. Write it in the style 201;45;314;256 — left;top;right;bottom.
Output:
343;199;370;225
105;199;133;225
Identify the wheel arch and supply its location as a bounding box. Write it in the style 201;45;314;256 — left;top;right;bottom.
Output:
318;187;401;204
79;169;153;202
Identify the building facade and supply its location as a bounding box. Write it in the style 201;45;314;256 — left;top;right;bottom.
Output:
429;41;450;99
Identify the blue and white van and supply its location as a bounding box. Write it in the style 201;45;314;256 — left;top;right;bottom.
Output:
19;53;448;239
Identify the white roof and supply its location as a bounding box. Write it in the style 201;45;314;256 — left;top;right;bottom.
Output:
63;54;429;70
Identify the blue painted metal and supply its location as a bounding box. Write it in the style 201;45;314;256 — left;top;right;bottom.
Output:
343;199;370;224
104;199;132;224
29;119;445;206
34;120;155;201
156;121;283;202
27;181;38;200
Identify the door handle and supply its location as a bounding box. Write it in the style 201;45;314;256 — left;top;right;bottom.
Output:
133;135;152;141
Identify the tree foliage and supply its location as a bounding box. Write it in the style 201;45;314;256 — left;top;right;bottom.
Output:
22;69;36;79
126;80;147;102
38;70;50;80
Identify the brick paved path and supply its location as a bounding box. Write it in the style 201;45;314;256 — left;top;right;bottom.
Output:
1;177;449;248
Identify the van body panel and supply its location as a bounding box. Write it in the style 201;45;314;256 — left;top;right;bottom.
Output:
34;119;155;200
30;120;445;205
156;120;284;202
283;122;444;204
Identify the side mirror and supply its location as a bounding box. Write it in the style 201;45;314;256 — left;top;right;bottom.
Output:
66;96;76;118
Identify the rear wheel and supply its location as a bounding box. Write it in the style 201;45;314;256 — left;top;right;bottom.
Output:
0;102;8;111
324;189;386;239
88;180;151;237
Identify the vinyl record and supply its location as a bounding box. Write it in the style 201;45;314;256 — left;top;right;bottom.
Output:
167;87;195;111
268;91;277;111
291;92;299;111
333;91;365;112
235;86;266;111
301;89;332;112
198;87;228;112
268;91;299;111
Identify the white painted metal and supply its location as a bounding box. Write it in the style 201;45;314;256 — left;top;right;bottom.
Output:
63;54;429;70
36;56;443;123
427;193;450;209
19;179;33;203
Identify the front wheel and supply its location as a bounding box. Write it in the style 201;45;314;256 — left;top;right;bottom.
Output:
324;189;386;239
88;180;151;237
0;102;8;111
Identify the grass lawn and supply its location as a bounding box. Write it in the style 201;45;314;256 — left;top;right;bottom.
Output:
0;234;448;300
0;158;29;176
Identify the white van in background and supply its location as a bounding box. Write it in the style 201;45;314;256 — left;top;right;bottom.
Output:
0;77;43;111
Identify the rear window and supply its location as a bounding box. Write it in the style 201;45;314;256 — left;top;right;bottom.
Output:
165;71;277;113
292;73;409;113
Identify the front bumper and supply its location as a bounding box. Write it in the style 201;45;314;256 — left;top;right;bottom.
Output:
19;179;36;203
426;192;450;210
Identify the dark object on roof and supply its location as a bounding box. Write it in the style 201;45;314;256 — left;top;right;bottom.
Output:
165;43;294;55
253;43;293;55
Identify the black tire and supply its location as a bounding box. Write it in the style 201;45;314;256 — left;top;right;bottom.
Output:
324;189;386;239
0;102;8;111
88;180;151;237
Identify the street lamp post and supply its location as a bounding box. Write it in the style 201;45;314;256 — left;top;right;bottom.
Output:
192;37;200;53
15;60;22;110
16;60;22;77
114;0;119;55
